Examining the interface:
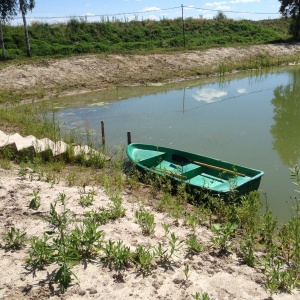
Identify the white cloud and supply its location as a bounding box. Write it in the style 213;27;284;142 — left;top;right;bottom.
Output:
205;2;228;7
185;6;196;10
140;7;161;12
192;88;227;103
237;88;247;94
230;0;259;3
216;6;230;10
205;0;259;6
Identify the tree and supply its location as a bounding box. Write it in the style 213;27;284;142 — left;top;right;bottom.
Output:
279;0;300;39
0;0;18;58
213;11;227;21
19;0;35;57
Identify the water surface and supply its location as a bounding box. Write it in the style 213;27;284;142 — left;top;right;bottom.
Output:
51;66;300;221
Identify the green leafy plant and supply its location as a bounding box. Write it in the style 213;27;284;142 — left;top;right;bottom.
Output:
18;163;28;180
26;233;54;270
185;235;204;254
44;193;79;292
240;231;256;267
69;219;105;258
78;191;95;207
54;262;78;294
155;232;184;264
260;200;278;249
211;221;238;253
264;249;297;295
85;208;112;225
192;291;215;300
134;209;155;236
101;240;132;271
28;189;41;210
183;264;190;281
185;213;201;233
161;223;170;238
132;244;155;276
2;227;26;250
109;196;126;219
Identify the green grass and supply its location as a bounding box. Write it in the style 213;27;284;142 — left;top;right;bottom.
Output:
1;17;291;60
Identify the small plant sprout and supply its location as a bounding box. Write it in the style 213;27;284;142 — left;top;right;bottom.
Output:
185;213;200;233
185;235;204;254
155;242;169;263
78;191;95;207
3;227;26;250
192;291;215;300
166;232;184;261
162;223;170;237
134;209;155;236
183;264;190;281
18;163;28;180
28;189;41;210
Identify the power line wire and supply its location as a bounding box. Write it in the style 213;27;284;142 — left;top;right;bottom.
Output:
12;5;280;21
188;5;280;16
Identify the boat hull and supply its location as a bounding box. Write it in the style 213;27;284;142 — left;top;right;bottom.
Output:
126;143;264;197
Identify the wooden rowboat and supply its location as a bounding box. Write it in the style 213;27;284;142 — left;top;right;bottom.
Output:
126;143;264;197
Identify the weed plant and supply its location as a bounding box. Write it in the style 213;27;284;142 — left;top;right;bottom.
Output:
185;235;204;255
78;191;95;207
134;209;155;236
132;245;156;276
260;200;278;249
2;227;26;250
69;219;105;258
211;221;238;254
28;189;41;210
192;291;215;300
26;233;54;270
101;240;132;271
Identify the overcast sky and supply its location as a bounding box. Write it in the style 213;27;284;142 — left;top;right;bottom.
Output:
15;0;281;24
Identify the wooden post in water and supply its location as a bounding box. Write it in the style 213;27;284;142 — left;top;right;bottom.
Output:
101;120;105;145
127;132;132;145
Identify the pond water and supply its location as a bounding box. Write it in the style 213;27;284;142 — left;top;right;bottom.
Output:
50;66;300;222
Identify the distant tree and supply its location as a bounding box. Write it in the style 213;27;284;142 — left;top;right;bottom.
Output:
213;11;227;21
18;0;35;57
0;0;18;58
279;0;300;39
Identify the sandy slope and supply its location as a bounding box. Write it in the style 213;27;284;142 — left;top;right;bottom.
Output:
0;165;299;300
0;43;300;101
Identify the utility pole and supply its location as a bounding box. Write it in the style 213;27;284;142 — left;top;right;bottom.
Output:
181;4;186;48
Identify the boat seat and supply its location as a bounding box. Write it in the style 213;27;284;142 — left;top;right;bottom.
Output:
137;153;165;167
180;163;202;179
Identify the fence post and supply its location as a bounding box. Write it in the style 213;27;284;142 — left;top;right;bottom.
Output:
127;132;132;145
101;120;105;145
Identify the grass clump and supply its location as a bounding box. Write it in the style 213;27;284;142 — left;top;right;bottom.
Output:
2;227;26;250
134;208;155;236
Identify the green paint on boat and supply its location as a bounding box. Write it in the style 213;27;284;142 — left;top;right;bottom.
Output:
126;143;264;197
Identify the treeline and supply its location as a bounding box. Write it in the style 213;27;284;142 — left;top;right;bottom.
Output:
2;17;291;59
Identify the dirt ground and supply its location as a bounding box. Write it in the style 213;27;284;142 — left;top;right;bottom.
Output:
1;44;300;299
0;165;299;300
1;43;300;100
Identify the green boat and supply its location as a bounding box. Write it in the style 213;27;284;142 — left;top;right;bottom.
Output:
126;143;264;197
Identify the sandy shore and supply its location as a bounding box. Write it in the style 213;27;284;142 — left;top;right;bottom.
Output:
0;164;299;300
1;43;300;101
